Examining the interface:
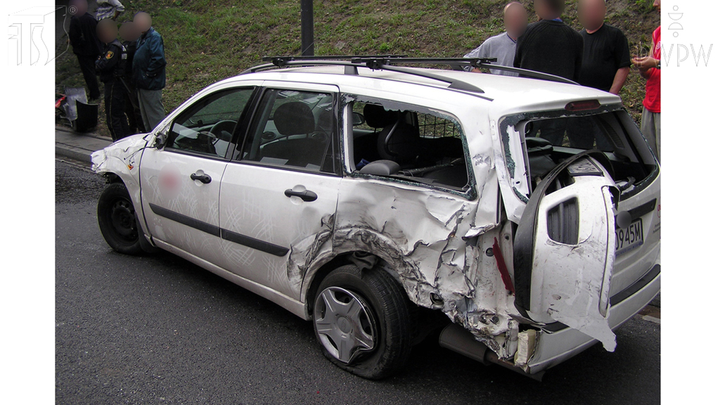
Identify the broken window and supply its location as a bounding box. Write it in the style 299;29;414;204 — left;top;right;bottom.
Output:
349;100;470;192
511;110;659;197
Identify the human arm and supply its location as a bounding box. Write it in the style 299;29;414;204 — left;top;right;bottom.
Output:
95;45;120;72
463;43;483;72
145;34;167;77
611;30;632;94
632;39;659;79
608;67;629;95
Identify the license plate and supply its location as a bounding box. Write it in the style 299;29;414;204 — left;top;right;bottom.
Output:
616;218;644;256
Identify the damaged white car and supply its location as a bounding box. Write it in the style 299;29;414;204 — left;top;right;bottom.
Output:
91;57;660;380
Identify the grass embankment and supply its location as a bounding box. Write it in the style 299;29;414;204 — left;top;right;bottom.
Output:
55;0;660;136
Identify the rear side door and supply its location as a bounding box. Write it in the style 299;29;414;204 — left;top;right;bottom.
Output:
139;87;256;261
215;84;342;299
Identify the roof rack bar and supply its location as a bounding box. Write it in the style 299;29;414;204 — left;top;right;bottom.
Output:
262;55;407;66
249;59;486;93
351;56;497;67
369;64;484;93
243;56;578;87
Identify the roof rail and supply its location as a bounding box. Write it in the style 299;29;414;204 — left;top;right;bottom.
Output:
241;56;578;90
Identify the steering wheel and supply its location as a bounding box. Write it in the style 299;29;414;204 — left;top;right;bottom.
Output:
209;120;237;142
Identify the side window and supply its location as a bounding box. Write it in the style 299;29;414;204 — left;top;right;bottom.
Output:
167;88;254;158
351;100;470;191
238;89;335;173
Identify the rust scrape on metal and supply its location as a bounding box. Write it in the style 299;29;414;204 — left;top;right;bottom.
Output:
290;178;522;360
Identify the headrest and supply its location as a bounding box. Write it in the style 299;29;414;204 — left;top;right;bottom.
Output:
274;102;315;135
359;160;400;175
363;104;399;128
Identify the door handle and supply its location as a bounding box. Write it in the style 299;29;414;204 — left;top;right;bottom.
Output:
190;172;212;184
284;189;318;202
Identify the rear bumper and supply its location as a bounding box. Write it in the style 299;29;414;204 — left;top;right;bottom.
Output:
526;264;661;374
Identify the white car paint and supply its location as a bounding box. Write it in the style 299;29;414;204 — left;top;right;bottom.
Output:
92;64;660;377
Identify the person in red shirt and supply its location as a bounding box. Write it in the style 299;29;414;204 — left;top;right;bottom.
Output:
632;0;661;162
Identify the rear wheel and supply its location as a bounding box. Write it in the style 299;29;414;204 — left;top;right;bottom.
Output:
313;265;414;379
97;182;144;255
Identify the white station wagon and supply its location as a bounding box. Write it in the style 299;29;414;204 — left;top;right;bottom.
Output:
92;56;660;380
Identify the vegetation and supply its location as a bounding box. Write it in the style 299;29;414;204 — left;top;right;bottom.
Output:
55;0;660;136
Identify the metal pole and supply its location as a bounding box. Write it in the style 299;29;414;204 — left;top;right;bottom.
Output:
301;0;314;56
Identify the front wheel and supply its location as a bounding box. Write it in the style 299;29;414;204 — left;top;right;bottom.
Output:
97;182;144;255
313;265;414;379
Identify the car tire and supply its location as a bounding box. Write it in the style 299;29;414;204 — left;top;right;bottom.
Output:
97;182;145;255
313;265;414;379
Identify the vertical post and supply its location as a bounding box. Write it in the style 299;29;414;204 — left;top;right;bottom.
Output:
301;0;314;56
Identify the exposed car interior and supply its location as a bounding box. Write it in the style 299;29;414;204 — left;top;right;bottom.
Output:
351;102;470;191
520;111;659;197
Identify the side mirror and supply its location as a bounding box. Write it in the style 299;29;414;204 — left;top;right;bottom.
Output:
352;112;365;126
155;131;168;148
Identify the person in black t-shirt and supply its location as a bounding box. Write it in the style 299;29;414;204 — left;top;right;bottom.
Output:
515;0;584;145
577;0;631;94
566;0;632;149
513;0;584;82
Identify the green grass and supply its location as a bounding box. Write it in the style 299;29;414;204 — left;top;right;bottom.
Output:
56;0;659;136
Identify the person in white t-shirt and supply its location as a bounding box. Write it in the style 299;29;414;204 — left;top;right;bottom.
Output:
463;2;528;76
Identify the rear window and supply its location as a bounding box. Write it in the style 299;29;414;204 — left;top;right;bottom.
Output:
501;108;659;200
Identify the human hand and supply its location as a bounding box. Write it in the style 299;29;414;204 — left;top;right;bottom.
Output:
632;56;658;71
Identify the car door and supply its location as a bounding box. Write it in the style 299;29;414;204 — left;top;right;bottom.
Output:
216;84;341;299
512;152;618;351
140;87;256;261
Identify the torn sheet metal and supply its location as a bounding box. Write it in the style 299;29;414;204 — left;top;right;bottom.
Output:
291;173;524;360
490;119;528;224
91;133;152;185
518;156;619;351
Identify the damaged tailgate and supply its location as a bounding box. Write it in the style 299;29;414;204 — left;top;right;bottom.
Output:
513;152;618;351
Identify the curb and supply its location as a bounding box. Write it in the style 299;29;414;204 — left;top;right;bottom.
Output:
55;143;95;163
55;126;112;164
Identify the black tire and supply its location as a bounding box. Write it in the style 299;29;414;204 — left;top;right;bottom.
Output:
97;182;145;255
312;265;414;379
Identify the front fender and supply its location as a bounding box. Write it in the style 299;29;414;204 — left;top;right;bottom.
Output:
91;133;152;191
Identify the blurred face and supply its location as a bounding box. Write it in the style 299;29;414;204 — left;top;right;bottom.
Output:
579;0;606;31
533;0;558;20
504;4;528;40
133;13;152;33
97;20;118;44
120;23;140;42
70;0;88;15
653;0;660;12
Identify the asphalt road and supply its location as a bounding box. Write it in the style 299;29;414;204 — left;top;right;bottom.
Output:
56;159;660;405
